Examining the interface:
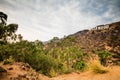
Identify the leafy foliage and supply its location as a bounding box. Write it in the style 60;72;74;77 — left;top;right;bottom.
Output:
0;12;22;43
73;60;86;71
3;56;14;65
0;12;114;77
97;50;112;66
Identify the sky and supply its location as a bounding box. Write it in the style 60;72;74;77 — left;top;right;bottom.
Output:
0;0;120;41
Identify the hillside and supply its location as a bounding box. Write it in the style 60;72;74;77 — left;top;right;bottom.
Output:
0;62;49;80
52;66;120;80
74;21;120;53
0;20;120;80
73;21;120;64
48;21;120;64
1;62;120;80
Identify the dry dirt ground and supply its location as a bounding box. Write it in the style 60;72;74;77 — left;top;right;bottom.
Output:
0;62;49;80
51;66;120;80
1;62;120;80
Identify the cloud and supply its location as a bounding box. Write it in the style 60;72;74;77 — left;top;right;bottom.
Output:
0;0;120;41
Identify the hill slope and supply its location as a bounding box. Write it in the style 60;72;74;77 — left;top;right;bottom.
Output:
47;21;120;64
73;21;120;64
51;66;120;80
0;21;120;80
73;21;120;53
1;62;120;80
0;62;49;80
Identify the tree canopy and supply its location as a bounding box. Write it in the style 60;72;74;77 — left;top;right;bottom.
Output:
0;12;22;43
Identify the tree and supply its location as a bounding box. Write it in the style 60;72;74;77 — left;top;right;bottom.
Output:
0;12;19;43
0;12;7;25
50;37;59;43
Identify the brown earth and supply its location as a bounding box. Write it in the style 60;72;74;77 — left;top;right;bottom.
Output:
1;62;120;80
51;66;120;80
0;62;49;80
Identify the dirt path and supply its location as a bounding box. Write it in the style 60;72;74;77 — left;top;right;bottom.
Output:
1;62;120;80
51;66;120;80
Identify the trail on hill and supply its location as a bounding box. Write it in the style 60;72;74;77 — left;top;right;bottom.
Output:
51;66;120;80
1;62;120;80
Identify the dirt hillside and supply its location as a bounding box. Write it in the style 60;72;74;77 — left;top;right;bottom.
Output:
51;66;120;80
1;61;120;80
0;62;49;80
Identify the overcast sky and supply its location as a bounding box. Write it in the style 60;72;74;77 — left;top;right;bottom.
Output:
0;0;120;41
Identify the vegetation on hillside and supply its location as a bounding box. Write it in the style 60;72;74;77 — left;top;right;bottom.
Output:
0;12;119;77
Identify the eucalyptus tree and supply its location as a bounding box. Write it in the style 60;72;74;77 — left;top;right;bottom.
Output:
0;12;19;43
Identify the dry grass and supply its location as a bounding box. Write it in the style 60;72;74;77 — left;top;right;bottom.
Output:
88;59;109;74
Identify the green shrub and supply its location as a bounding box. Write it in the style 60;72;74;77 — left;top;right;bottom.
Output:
49;68;56;77
3;56;14;65
25;53;58;77
73;60;86;71
97;50;112;66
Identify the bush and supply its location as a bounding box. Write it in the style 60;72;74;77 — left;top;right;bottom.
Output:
25;53;58;77
73;60;86;71
97;50;112;66
49;68;56;77
89;59;108;74
3;56;14;65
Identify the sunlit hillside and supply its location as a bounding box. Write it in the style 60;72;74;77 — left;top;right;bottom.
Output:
0;11;120;80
